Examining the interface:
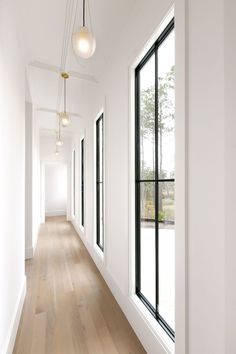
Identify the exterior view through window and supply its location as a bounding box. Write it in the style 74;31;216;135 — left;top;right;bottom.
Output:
135;19;175;339
81;138;85;227
96;114;104;250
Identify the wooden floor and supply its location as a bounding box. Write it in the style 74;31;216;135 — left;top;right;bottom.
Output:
14;216;145;354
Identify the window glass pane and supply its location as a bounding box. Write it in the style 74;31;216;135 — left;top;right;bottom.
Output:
99;118;103;182
139;55;155;180
140;182;156;308
135;20;175;339
96;115;104;250
158;181;175;330
98;183;104;248
158;30;175;179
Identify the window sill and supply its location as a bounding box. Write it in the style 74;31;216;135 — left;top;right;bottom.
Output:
79;225;85;233
130;295;174;354
94;244;104;261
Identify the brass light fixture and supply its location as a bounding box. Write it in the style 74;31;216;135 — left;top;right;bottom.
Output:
72;0;96;59
59;72;71;128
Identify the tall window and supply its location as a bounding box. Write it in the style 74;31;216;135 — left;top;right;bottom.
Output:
135;19;175;339
72;149;76;217
96;114;104;250
81;138;85;227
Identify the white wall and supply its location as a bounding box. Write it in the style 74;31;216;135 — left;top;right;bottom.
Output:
71;1;178;353
70;0;233;353
32;107;41;252
40;134;71;221
0;0;26;353
225;1;236;353
45;163;67;216
187;0;225;353
25;101;33;258
25;101;40;259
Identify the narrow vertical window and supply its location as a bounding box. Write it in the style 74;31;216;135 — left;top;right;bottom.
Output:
81;138;85;227
96;114;104;250
135;19;175;339
72;149;76;217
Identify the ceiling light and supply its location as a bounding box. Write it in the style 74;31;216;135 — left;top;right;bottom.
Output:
59;111;70;127
72;0;96;59
56;138;63;147
59;72;71;127
55;148;59;156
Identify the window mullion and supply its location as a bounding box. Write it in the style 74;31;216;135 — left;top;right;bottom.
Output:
135;70;141;292
155;48;159;314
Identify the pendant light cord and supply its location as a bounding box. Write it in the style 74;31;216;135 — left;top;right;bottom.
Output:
64;77;66;113
83;0;85;26
58;116;61;139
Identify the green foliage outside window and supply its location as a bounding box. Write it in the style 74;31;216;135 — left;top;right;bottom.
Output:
140;66;175;223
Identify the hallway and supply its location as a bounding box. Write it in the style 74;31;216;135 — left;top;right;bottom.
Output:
13;217;145;354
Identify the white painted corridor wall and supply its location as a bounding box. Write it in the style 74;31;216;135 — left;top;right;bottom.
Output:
0;0;26;353
45;164;67;217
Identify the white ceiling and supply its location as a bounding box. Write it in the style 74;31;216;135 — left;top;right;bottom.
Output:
21;0;137;134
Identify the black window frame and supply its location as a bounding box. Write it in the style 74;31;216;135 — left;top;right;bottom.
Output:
135;18;175;341
81;138;85;227
96;114;104;251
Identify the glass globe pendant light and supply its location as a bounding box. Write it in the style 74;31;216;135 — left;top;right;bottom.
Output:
72;0;96;59
56;138;63;147
60;72;71;128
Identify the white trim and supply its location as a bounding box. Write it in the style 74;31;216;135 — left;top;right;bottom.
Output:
130;6;175;70
80;135;85;231
93;107;106;261
71;147;76;219
72;220;85;243
25;246;35;259
128;4;187;353
2;276;26;354
175;0;187;352
40;163;45;224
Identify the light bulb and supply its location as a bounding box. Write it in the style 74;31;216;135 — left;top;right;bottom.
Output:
60;112;71;127
55;150;59;156
56;138;63;147
72;26;96;59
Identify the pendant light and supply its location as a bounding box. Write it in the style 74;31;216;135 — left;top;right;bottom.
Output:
59;72;71;128
72;0;96;59
56;117;63;147
55;147;59;156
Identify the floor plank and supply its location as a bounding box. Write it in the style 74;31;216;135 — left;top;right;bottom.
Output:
13;216;146;354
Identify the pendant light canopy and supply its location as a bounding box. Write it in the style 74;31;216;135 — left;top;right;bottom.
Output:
60;72;71;127
72;0;96;59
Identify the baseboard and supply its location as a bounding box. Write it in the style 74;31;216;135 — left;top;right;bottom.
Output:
3;276;26;354
71;220;85;241
25;246;34;259
72;225;172;354
45;210;66;217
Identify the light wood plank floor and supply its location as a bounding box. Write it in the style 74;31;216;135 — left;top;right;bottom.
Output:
13;216;145;354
